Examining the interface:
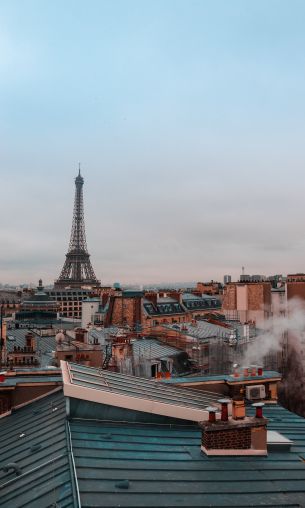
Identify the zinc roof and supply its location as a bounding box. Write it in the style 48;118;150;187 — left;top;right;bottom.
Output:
132;338;182;361
6;329;57;367
166;320;243;340
69;402;305;507
64;362;221;414
182;293;220;303
182;293;203;300
2;365;305;507
0;390;76;508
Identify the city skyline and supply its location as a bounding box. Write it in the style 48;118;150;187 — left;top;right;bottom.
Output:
1;1;305;284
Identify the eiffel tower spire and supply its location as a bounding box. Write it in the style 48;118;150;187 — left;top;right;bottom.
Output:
55;167;100;288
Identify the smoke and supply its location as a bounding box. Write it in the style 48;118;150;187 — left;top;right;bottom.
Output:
241;298;304;365
241;298;305;416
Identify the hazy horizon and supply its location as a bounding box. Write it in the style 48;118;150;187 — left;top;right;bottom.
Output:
1;1;305;285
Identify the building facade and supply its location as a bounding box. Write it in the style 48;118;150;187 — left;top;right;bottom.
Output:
222;282;272;325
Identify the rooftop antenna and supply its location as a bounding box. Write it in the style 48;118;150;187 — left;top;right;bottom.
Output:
242;266;245;276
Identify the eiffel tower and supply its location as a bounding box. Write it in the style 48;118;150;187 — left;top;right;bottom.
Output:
55;166;100;288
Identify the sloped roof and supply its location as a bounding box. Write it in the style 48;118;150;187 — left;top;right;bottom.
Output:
182;293;220;302
2;366;305;507
143;299;185;316
6;329;57;367
6;329;56;352
165;320;247;341
0;390;76;508
132;338;182;360
69;403;305;507
62;362;220;421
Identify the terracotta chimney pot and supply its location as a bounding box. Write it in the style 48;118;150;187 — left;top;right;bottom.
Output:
218;398;230;422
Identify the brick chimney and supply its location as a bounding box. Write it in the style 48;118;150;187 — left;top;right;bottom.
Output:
199;401;268;456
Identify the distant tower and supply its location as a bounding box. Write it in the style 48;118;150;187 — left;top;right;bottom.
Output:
54;166;100;289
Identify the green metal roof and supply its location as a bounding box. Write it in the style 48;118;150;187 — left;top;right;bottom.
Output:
2;362;305;508
0;390;77;508
69;403;305;507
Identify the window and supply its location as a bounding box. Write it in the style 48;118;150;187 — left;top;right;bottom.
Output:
151;364;158;377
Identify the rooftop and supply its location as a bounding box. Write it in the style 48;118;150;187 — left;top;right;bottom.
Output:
132;338;183;361
122;290;144;298
70;403;305;507
6;329;57;368
162;371;282;385
165;320;245;341
0;389;76;508
2;368;305;507
21;280;56;305
0;373;62;388
143;299;185;316
62;362;220;422
56;339;102;352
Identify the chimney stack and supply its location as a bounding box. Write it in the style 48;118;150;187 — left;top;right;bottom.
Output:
200;399;268;456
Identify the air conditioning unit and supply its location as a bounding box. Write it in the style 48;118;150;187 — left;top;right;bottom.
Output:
246;384;266;400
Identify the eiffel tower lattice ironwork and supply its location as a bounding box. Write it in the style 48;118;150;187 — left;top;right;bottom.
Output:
55;166;100;288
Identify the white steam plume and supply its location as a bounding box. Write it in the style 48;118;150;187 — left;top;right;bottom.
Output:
241;298;305;416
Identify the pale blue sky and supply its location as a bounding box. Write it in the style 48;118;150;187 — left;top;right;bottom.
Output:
1;1;305;285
